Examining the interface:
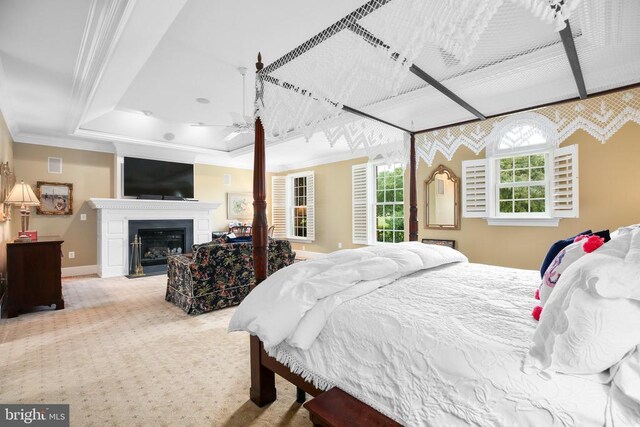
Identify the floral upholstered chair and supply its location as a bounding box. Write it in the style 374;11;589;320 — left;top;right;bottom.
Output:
165;239;295;314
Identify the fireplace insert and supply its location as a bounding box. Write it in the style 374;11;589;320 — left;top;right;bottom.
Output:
128;220;193;275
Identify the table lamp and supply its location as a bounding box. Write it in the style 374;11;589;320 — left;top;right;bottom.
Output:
5;180;40;242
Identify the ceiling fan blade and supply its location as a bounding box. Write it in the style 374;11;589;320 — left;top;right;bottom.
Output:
223;131;241;142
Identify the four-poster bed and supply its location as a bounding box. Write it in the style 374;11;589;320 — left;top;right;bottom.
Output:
241;0;640;424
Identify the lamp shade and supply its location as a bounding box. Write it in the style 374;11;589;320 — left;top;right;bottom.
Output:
5;180;40;206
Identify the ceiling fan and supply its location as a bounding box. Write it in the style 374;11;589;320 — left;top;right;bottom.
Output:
191;67;254;143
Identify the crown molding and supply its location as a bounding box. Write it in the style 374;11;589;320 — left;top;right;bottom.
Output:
269;147;368;173
14;130;369;173
67;0;137;133
0;54;20;138
14;132;116;154
75;127;231;156
13;129;254;170
193;155;254;170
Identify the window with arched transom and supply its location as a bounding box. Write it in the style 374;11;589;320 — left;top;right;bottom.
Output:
462;113;578;226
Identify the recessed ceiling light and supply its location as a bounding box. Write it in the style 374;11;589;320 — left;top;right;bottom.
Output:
142;110;153;116
163;133;175;141
196;97;210;104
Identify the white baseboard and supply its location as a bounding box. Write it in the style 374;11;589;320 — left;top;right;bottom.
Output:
62;265;98;277
294;250;326;259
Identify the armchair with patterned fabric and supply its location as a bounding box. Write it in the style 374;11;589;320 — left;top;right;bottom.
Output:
165;239;295;314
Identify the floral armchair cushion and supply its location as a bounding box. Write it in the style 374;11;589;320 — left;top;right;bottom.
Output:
166;239;295;314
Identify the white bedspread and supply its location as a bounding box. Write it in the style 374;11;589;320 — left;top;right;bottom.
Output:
268;263;612;426
229;242;467;350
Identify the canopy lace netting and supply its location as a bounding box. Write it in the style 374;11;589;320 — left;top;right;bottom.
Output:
255;0;640;165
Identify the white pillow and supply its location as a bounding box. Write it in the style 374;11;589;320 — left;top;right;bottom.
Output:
607;347;640;425
529;228;640;375
546;289;640;374
612;346;640;406
611;224;640;240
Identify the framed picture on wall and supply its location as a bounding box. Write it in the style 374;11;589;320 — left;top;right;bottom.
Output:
421;238;455;249
36;181;73;215
227;192;253;219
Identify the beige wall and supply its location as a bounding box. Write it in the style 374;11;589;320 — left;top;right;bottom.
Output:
0;112;14;273
273;123;640;271
13;144;114;268
10;118;639;271
12;143;257;269
193;164;256;232
417;122;640;270
275;157;368;254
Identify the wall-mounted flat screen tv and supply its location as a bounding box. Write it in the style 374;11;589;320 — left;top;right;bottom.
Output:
123;157;194;198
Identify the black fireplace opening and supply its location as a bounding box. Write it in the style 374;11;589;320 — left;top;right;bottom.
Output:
140;228;185;266
129;220;193;275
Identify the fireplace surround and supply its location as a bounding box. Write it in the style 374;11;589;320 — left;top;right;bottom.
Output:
89;198;221;277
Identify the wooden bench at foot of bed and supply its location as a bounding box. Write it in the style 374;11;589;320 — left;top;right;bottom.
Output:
304;388;401;427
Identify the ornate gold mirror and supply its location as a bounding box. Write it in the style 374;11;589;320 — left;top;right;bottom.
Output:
425;165;460;230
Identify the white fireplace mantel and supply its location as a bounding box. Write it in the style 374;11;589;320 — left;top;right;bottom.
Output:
89;198;221;277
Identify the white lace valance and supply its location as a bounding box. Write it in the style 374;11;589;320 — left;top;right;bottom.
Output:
416;88;640;165
322;117;409;166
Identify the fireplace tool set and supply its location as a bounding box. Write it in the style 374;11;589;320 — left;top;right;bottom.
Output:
129;234;144;277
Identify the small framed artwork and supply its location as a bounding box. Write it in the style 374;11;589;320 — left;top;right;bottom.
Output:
227;192;253;219
36;181;73;215
422;238;455;249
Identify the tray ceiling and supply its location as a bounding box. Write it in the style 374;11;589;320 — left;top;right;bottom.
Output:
0;0;638;170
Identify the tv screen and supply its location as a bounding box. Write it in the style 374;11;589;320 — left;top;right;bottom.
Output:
123;157;194;198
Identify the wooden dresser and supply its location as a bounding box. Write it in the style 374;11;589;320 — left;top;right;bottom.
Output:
5;236;64;318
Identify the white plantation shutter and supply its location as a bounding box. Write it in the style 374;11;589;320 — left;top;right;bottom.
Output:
552;144;579;218
462;159;488;218
271;176;287;238
352;163;369;244
305;172;315;240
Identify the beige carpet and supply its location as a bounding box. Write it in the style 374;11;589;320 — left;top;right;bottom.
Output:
0;275;310;426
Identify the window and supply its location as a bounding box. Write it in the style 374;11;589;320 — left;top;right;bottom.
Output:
462;113;578;226
496;153;547;215
292;176;308;238
352;162;405;244
375;164;404;243
271;171;315;241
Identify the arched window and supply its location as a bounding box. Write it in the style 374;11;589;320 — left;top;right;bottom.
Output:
486;112;557;157
497;124;548;151
462;113;578;226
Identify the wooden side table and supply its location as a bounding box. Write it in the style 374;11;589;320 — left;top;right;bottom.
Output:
5;236;64;318
304;388;401;427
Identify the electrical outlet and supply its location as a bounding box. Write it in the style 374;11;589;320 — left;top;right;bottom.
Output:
80;214;87;221
338;242;342;249
302;245;306;251
68;251;75;259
